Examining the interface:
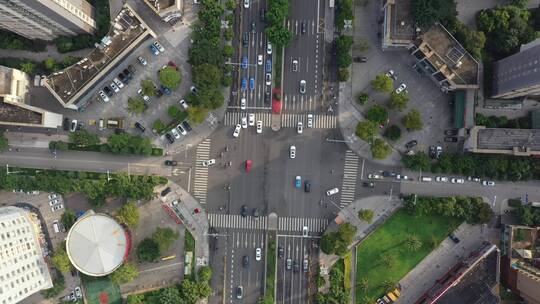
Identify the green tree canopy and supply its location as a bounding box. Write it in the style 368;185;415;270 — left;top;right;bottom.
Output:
128;97;147;115
402;152;431;171
61;209;76;230
152;227;179;252
371;138;392;159
357;92;369;105
110;262;139;285
383;125;401;141
198;266;213;282
0;131;8;152
402;109;423;130
140;78;156;96
370;74;393;92
389;91;409;110
159;286;183;304
338;68;350;82
159;66;182;89
266;25;293;47
69;129;100;147
51;247;71;273
193;63;222;90
107;133;153;156
411;0;457;28
366;105;389;124
355;120;378;141
116;201;139;227
358;209;374;223
137;238;161;262
43;57;57;71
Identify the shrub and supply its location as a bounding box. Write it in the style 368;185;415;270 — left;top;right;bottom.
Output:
357;92;369;105
366;105;389;124
383;125;401;141
338;68;350;82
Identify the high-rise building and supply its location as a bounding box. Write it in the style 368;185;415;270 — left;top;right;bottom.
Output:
0;206;53;304
0;0;97;41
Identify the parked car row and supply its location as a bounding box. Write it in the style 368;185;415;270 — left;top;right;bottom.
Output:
98;65;136;103
165;120;193;144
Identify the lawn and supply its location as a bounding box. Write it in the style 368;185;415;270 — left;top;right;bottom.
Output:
356;209;461;301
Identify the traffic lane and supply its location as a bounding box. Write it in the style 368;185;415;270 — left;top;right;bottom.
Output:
232;231;265;303
277;235;310;303
209;232;226;303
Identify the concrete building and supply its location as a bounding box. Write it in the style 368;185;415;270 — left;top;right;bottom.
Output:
0;206;53;304
464;126;540;157
492;41;540;99
381;0;416;50
44;4;155;109
0;0;97;41
501;225;540;304
144;0;182;23
0;65;63;128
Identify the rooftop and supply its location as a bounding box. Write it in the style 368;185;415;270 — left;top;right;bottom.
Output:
492;43;540;98
145;0;176;11
477;128;540;151
386;0;415;42
0;97;42;125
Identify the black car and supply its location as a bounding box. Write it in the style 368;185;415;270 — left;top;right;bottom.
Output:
241;205;248;217
278;246;284;259
251;21;256;33
128;64;136;74
362;181;375;188
242;255;249;267
118;72;128;83
429;145;436;158
62;118;70;131
243;32;248;47
445;129;458;136
253;208;260;218
382;171;396;177
449;234;460;243
164;160;177;166
182;121;192;132
260;8;265;21
135;122;146;132
444;136;458;142
301;21;306;34
160;187;171;197
264;91;271;104
293;260;299;273
165;133;175;144
304;180;311;192
123;68;132;79
155;88;164;98
353;56;368;62
405;140;417;149
103;86;113;97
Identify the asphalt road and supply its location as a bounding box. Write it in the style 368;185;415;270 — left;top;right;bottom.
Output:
282;0;325;113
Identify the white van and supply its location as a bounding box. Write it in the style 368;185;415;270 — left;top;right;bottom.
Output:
99;119;105;130
326;187;339;196
420;176;432;182
52;220;60;233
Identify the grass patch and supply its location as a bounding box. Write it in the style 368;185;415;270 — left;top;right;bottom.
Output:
343;251;352;290
266;236;276;300
274;47;283;87
356;209;461;300
185;230;195;252
64;142;163;156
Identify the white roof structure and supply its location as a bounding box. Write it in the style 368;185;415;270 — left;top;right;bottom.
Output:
66;213;128;276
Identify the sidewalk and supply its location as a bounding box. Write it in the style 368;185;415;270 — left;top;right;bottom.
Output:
319;195;402;271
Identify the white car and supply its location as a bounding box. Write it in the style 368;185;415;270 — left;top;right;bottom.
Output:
153;41;165;53
266;42;272;55
137;56;147;66
255;248;261;261
482;180;495;186
396;175;408;180
395;83;407;94
233;124;241;138
110;82;119;93
241;117;248;129
113;78;124;89
385;69;396;80
368;174;382;180
258;54;263;65
265;73;272;86
307;114;313;128
435;176;448;182
70;119;78;132
49;199;60;206
290;145;296;159
51;204;64;212
248;113;255;126
240;98;246;110
202;159;216;167
244;0;249;8
256;120;262;134
48;194;57;200
297;122;303;134
74;287;82;299
179;99;189;110
171;128;180;139
292;60;298;72
302;226;308;237
326;187;339;196
176;124;187;136
98;91;109;102
451;178;465;184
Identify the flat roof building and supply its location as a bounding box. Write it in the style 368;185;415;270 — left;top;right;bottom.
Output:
0;0;97;41
464;126;540;156
381;0;416;49
144;0;182;23
0;206;53;304
0;65;62;128
492;41;540;99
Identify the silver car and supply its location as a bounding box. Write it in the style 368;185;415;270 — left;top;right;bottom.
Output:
299;80;306;94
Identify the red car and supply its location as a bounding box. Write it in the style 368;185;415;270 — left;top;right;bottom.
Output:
245;160;252;172
168;61;178;70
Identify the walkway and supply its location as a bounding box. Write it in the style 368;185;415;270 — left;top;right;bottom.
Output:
0;44;92;62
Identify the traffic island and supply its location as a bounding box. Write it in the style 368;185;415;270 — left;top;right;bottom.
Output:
261;230;277;304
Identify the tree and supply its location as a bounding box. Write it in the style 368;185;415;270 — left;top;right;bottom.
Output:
405;234;423;251
371;138;391;159
178;279;200;303
402;152;431;171
371;74;393;92
266;25;293;47
153;119;165;133
43;57;57;71
366;105;389;124
336;0;354;30
127;294;145;304
187;106;208;124
19;61;36;74
159;66;182;89
356;121;378;141
110;262;139;285
49;141;68;151
383;125;401;141
137;238;161;262
321;232;337;254
358;277;369;291
193;63;222;90
389;91;409;110
381;279;396;293
159;286;183;304
358;209;374;223
198;266;212;282
107;133;153;155
127;97;147;115
167;105;184;120
411;0;457;28
338;68;349;82
453;21;485;59
225;0;236;10
402;109;423;130
357;92;369;105
140;78;156;97
116;201;139;227
222;45;234;58
379;253;395;268
51;247;71;273
0;131;8;152
152;227;179;252
61;209;76;230
69;129;100;147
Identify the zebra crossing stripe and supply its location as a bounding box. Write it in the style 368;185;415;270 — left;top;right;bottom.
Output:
207;213;268;230
340;150;359;208
223;112;337;129
193;139;211;204
277;217;329;233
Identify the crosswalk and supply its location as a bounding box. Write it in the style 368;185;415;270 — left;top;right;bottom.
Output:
208;214;268;230
340;150;360;208
282;94;317;111
278;216;329;233
192;139;211;204
224;112;337;129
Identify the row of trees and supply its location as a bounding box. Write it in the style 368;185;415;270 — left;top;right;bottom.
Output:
476;113;531;129
0;56;80;76
515;205;540;227
404;195;494;224
402;152;540;181
0;29;46;51
336;35;353;81
321;223;357;256
265;0;293;47
0;130;7;152
126;267;213;304
315;260;350;303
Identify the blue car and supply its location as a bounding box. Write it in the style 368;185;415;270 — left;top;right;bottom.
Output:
249;78;255;90
242;57;248;69
160;85;171;95
241;78;247;91
265;59;272;73
294;176;301;188
149;44;159;56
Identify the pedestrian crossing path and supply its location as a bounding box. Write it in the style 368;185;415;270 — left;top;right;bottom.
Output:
208;214;268;230
193;139;211;204
278;216;329;233
340;150;359;208
223;112;337;129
